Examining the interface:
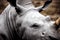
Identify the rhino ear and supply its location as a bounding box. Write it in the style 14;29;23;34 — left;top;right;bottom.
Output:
7;0;24;14
36;0;52;12
7;0;16;7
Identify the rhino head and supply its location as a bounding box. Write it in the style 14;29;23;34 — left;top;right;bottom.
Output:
6;0;60;40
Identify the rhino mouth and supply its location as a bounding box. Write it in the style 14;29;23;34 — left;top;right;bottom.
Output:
49;36;58;40
21;36;59;40
40;36;59;40
21;31;59;40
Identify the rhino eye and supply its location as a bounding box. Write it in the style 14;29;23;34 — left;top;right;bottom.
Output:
31;24;39;28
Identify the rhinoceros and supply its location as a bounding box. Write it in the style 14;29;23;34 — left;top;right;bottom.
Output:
0;0;60;40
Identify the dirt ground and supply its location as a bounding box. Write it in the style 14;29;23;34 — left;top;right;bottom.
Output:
0;0;60;20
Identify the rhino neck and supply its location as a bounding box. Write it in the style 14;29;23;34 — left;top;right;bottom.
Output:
17;0;35;9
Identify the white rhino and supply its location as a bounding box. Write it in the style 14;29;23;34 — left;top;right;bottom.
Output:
0;0;60;40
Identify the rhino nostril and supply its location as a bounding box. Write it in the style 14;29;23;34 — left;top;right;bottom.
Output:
42;32;45;35
41;32;46;36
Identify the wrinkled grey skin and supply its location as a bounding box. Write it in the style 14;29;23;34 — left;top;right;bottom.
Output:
0;0;60;40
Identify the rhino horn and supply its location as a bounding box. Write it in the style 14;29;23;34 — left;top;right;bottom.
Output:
55;18;60;26
54;17;60;30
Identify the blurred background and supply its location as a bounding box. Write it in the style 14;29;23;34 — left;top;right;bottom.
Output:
0;0;60;20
